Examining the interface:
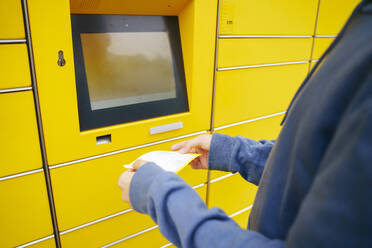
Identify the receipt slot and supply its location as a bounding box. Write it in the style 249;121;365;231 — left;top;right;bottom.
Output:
27;0;217;164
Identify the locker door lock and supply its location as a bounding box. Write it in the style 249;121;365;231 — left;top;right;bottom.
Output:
57;50;66;67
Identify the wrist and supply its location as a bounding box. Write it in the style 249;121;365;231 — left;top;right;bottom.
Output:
129;162;165;213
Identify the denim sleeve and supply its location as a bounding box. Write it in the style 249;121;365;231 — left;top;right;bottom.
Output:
130;162;284;248
208;133;275;185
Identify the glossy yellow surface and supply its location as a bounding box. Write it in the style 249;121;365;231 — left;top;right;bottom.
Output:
312;38;335;60
217;114;284;138
219;0;318;35
60;186;206;247
211;114;284;180
111;228;169;248
28;0;217;165
232;208;251;228
214;63;307;127
70;0;189;15
209;173;257;215
0;91;42;177
0;0;25;39
0;173;53;247
0;44;31;90
28;238;56;248
51;136;207;231
218;38;312;68
61;211;155;248
316;0;361;35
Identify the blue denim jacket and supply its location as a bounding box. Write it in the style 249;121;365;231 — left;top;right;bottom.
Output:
130;1;372;247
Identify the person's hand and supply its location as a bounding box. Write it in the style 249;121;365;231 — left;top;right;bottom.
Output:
118;160;148;203
171;134;212;170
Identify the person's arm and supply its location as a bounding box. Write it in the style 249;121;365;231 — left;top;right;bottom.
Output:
171;133;275;186
128;99;372;248
130;162;284;248
209;133;275;185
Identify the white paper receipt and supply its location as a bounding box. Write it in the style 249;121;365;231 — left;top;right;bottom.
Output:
124;151;200;173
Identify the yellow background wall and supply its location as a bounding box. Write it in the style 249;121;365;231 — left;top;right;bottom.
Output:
0;0;360;247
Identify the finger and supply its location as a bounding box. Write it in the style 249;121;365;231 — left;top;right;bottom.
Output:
133;159;148;170
179;137;202;154
171;141;187;151
191;157;202;169
190;159;200;169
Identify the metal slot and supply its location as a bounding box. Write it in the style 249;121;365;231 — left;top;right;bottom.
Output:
96;134;111;145
150;122;183;135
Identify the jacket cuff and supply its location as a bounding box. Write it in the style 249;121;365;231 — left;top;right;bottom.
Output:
208;133;235;172
129;162;165;214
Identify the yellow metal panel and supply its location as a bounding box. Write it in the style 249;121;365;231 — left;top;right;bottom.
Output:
211;114;283;180
70;0;189;15
60;186;206;247
28;0;217;165
316;0;360;35
0;44;31;89
219;0;318;35
217;114;284;138
214;64;308;127
28;238;56;248
61;211;155;248
0;0;25;39
209;173;257;215
232;208;251;228
0;91;42;177
51;136;207;231
0;173;53;247
111;228;168;248
218;38;313;68
312;38;335;60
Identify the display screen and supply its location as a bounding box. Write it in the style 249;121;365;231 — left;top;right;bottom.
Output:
80;32;177;110
71;15;189;131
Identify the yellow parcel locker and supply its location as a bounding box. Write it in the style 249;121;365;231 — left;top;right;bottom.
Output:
0;44;31;90
219;0;318;35
0;0;25;39
217;38;313;68
312;38;335;61
0;91;43;177
316;0;361;35
214;63;307;128
59;186;207;247
51;136;207;231
0;173;53;248
27;0;217;165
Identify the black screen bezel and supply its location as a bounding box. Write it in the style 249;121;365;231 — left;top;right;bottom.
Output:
71;14;189;131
